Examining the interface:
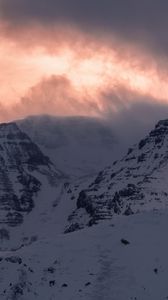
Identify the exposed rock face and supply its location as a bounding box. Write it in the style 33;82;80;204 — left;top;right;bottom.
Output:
65;120;168;231
0;122;62;227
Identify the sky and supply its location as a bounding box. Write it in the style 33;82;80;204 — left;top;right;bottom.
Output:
1;0;168;132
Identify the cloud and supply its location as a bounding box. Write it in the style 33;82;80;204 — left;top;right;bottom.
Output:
1;0;168;145
0;75;100;122
0;74;167;131
12;76;168;123
2;28;167;111
1;0;168;96
0;73;168;156
102;88;168;147
1;0;168;57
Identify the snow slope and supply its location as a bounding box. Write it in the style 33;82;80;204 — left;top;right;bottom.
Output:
65;119;168;231
0;210;168;300
18;115;120;178
0;122;65;249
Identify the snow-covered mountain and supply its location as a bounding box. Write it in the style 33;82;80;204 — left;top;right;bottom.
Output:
18;115;121;178
65;119;168;231
2;118;168;239
0;118;168;299
0;122;65;249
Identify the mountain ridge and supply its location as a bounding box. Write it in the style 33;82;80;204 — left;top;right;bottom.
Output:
65;119;168;232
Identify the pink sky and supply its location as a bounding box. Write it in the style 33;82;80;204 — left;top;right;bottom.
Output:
0;22;168;121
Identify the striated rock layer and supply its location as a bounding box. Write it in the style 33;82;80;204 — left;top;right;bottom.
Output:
0;122;63;229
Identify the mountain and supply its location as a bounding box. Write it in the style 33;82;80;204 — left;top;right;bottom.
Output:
18;115;121;178
1;119;168;299
65;119;168;232
4;118;168;238
0;122;64;249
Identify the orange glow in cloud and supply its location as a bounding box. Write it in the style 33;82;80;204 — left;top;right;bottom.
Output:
0;26;168;120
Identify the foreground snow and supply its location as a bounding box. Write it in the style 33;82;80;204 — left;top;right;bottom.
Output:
0;210;168;300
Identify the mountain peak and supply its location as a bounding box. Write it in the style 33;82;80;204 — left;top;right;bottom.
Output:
0;121;18;128
0;122;33;144
0;122;20;135
155;119;168;128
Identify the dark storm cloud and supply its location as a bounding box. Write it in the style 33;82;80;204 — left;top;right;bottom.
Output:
1;0;168;55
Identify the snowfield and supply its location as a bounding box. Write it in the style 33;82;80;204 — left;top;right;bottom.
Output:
0;210;168;300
